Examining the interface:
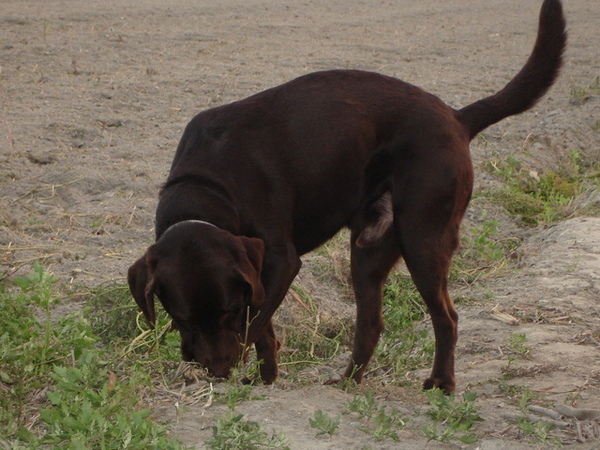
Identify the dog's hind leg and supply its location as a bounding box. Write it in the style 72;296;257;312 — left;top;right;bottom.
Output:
343;225;402;384
393;167;471;394
401;232;459;394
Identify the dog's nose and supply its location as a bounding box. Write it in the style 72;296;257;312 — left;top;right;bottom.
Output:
207;365;231;378
205;357;234;378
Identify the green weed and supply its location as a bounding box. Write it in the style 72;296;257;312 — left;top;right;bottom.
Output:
39;352;179;449
205;365;285;449
484;155;583;226
85;282;141;342
497;383;538;404
206;412;290;449
344;391;379;421
502;333;531;377
507;333;530;358
513;389;560;444
218;383;264;411
85;282;182;373
308;410;340;437
344;392;406;441
570;75;600;105
422;389;482;444
470;218;505;261
517;418;556;444
0;264;185;448
460;211;519;270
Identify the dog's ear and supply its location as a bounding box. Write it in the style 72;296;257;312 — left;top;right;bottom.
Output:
127;250;157;327
238;237;266;308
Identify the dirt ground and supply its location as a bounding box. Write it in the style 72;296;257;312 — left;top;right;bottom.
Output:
1;0;599;448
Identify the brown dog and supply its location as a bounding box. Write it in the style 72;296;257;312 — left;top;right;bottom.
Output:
128;0;566;393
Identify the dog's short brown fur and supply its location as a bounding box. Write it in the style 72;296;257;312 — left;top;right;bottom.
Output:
128;0;566;393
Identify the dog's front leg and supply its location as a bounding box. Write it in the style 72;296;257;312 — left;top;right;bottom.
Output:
253;319;280;384
247;242;301;382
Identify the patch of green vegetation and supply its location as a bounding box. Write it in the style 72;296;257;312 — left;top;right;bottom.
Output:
569;75;600;106
40;352;179;449
85;281;181;366
467;217;506;261
308;409;340;438
513;390;561;445
0;264;186;448
483;154;584;226
497;383;539;405
205;361;287;448
422;389;482;444
344;391;406;441
206;412;290;449
501;333;532;378
217;382;265;411
85;282;141;342
507;333;530;358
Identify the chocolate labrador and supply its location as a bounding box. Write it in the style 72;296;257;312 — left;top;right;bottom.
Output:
128;0;566;393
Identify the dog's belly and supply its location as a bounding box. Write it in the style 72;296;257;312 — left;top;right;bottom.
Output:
290;189;362;255
292;215;351;256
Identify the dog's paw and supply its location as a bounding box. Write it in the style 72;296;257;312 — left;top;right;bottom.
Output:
324;377;360;389
423;377;455;394
240;376;256;385
323;377;342;386
258;367;278;385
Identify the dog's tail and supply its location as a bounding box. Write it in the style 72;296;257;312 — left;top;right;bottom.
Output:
456;0;567;140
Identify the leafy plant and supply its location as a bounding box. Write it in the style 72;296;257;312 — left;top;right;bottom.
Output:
570;75;600;105
344;392;405;441
511;389;559;444
484;154;583;226
206;412;290;449
508;333;530;358
369;409;404;442
423;389;482;444
85;282;141;342
344;391;378;421
516;418;556;443
39;351;180;449
502;333;531;377
218;383;264;411
308;410;340;437
463;211;511;263
471;219;505;260
0;265;185;448
13;261;58;359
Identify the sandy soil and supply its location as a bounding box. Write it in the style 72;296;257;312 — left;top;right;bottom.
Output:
1;0;599;448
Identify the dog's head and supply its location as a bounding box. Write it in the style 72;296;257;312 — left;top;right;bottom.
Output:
127;222;265;378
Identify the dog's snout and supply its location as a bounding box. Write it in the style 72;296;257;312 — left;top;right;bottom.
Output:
204;356;234;378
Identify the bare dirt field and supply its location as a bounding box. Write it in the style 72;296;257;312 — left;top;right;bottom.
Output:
1;0;599;448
